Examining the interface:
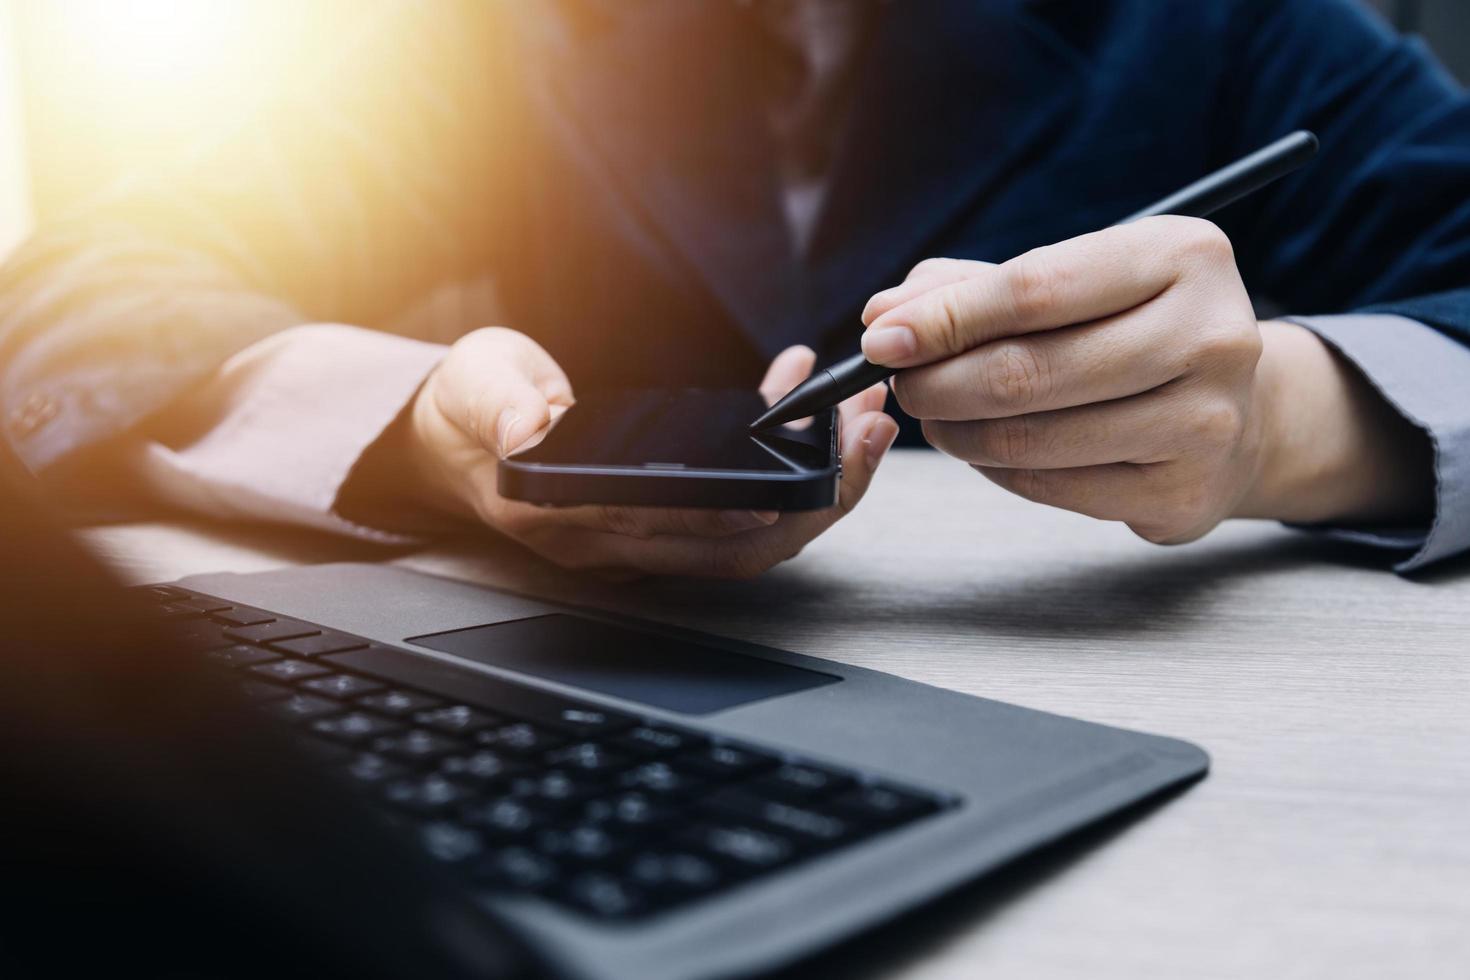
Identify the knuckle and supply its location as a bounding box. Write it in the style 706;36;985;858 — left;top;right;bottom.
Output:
909;257;949;280
981;465;1051;504
1157;478;1216;537
932;290;970;356
462;389;501;450
598;507;648;539
1172;218;1235;264
974;415;1034;466
980;342;1048;412
1194;320;1262;367
1002;257;1060;325
1191;399;1245;448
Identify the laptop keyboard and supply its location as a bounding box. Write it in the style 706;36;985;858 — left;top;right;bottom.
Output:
135;584;954;921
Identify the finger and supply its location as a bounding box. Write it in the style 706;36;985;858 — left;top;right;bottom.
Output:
838;381;889;423
774;408;899;538
861;258;995;326
922;385;1221;469
974;461;1216;544
440;328;575;457
973;462;1152;524
542;411;899;578
891;307;1185;421
862;217;1228;368
529;503;780;540
760;345;818;407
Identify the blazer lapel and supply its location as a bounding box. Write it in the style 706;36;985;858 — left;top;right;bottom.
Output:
807;0;1085;341
524;2;807;359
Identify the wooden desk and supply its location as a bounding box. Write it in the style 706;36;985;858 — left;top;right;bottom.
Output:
84;447;1470;979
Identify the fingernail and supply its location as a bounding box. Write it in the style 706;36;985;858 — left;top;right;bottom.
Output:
496;409;525;456
864;420;899;467
860;291;894;325
861;325;917;364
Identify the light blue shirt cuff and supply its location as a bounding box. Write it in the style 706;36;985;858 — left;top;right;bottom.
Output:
1286;313;1470;573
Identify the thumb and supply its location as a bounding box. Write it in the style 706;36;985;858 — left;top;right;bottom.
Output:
441;328;573;458
836;411;900;514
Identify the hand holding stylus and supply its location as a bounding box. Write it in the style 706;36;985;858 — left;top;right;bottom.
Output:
859;217;1432;542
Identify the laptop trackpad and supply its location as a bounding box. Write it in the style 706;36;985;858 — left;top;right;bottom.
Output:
408;614;839;715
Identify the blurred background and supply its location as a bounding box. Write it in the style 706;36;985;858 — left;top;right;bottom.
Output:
0;0;1464;264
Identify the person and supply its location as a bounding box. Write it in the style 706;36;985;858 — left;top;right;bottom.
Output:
3;0;1469;577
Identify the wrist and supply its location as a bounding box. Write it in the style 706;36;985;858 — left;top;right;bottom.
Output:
1240;321;1433;525
336;380;474;533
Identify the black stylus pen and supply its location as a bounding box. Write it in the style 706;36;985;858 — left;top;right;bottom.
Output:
750;129;1320;431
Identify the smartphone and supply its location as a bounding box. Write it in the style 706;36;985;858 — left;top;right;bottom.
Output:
498;388;840;511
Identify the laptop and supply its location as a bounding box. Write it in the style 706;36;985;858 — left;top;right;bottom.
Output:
0;437;1207;980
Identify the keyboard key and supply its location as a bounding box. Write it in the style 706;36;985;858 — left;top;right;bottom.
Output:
438;750;524;785
299;673;384;700
510;770;608;809
535;824;628;864
678;743;777;781
704;789;853;847
371;729;466;764
463;798;546;839
204;644;280;668
476;722;565;757
619;760;705;798
745;763;854;802
357;689;444;717
156;602;205;620
173;597;233;615
417;822;484;864
681;823;794;870
311;712;404;744
382;775;469;815
544;742;631;774
830;784;939;826
552;707;636;738
211;606;277;627
248;659;332;684
268;693;344;722
162;619;235;653
324;648;634;735
475;846;559;891
584;792;679;830
224;619;321;644
560;873;645;918
613;725;706;757
341;752;409;785
626;852;721;896
135;584;190;602
413;704;499;736
266;631;370;658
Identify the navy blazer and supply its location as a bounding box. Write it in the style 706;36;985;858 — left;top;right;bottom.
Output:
3;0;1470;467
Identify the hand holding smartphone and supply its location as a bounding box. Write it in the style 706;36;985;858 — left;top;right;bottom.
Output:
499;388;841;511
401;331;897;578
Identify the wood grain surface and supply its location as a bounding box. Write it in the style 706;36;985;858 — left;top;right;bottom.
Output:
83;447;1470;980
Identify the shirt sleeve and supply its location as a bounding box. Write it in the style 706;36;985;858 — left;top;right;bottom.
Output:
1285;313;1470;572
127;323;447;543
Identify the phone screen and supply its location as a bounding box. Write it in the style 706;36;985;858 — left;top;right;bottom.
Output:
513;388;835;473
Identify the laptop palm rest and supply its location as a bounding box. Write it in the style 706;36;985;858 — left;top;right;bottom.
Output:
409;613;839;715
